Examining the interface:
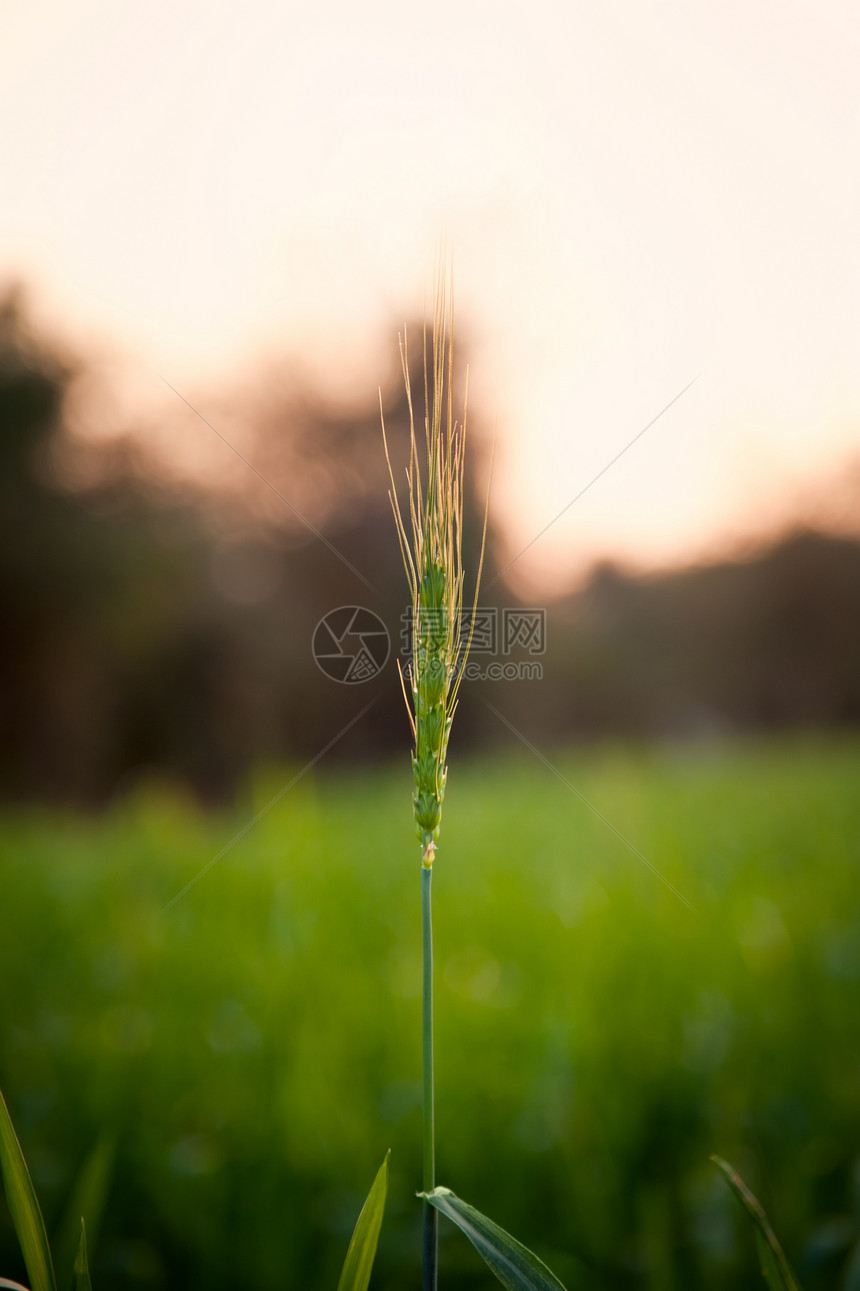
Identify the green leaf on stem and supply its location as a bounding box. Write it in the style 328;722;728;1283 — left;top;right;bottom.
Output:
336;1152;390;1291
421;1186;568;1291
711;1155;802;1291
0;1086;58;1291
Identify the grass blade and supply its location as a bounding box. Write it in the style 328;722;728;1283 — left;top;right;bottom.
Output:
336;1152;390;1291
72;1221;91;1291
0;1087;57;1291
52;1136;114;1283
421;1186;568;1291
711;1156;802;1291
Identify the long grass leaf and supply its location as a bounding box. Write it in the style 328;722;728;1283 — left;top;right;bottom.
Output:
711;1156;802;1291
0;1089;57;1291
335;1152;390;1291
421;1187;567;1291
72;1222;91;1291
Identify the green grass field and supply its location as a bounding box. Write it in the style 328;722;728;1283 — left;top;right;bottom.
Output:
1;735;859;1290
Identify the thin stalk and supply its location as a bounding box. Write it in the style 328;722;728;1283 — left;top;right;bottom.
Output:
422;864;438;1291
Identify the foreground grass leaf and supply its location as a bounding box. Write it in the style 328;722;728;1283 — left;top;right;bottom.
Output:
711;1156;801;1291
0;1088;57;1291
73;1221;92;1291
421;1186;567;1291
336;1151;390;1291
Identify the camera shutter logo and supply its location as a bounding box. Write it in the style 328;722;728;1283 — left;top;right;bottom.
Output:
312;606;390;683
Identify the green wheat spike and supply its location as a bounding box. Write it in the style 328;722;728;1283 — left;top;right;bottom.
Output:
381;265;488;868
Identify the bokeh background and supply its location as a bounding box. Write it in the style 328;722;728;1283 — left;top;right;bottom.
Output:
1;3;859;1289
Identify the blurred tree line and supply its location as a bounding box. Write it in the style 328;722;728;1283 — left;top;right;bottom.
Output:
1;286;858;806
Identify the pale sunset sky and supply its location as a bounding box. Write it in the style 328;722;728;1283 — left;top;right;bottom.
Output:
2;1;858;591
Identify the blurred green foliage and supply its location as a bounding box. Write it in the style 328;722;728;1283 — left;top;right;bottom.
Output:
0;736;859;1291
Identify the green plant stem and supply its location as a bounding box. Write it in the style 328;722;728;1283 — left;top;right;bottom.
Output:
422;863;438;1291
